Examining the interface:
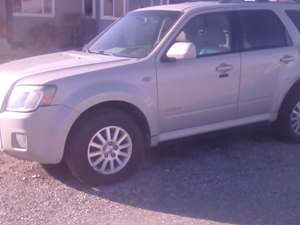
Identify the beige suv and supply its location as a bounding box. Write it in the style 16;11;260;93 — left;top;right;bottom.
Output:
1;1;300;185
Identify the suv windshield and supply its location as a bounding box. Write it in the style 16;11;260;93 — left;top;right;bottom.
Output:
88;11;181;58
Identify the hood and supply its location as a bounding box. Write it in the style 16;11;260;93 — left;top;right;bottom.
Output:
0;50;131;111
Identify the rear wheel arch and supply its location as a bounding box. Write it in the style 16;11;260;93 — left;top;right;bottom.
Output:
278;79;300;115
273;78;300;142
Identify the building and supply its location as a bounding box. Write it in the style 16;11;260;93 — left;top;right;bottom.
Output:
0;0;188;48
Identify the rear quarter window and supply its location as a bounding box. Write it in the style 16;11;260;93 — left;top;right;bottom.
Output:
286;10;300;32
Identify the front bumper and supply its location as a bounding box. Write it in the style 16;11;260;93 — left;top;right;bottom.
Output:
0;105;79;164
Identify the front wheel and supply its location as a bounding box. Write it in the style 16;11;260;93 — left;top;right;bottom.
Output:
65;108;146;186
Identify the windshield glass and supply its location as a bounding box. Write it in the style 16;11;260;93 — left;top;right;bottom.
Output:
88;11;181;58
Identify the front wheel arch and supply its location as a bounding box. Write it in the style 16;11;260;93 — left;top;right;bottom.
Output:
64;106;146;185
63;101;151;161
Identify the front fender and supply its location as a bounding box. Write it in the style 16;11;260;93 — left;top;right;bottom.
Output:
59;80;159;138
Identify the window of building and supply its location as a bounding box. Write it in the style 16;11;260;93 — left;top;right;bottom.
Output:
83;0;96;18
13;0;55;17
239;10;289;51
101;0;126;19
127;0;169;11
102;0;170;19
159;0;170;5
149;0;170;6
175;12;233;57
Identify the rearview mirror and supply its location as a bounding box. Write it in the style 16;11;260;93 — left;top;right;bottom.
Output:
166;42;197;61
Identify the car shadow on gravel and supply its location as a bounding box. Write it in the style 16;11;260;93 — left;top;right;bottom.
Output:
44;123;300;225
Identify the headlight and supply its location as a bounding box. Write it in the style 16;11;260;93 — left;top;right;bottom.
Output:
7;85;57;112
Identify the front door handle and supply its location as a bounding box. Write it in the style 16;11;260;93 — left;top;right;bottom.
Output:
216;63;234;73
280;55;294;64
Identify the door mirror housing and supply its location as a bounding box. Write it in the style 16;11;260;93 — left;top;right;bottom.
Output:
165;42;197;61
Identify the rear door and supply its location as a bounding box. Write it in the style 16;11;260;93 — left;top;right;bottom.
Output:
238;10;299;118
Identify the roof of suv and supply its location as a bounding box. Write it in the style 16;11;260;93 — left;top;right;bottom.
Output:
138;1;220;12
137;1;300;12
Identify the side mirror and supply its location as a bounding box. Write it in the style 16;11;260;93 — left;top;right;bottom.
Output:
165;42;197;61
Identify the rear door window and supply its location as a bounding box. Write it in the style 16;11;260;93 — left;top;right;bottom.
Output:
239;10;290;51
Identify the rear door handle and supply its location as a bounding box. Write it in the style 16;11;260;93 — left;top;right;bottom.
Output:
216;63;234;73
280;55;294;64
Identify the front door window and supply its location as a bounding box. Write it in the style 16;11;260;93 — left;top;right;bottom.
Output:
175;12;233;57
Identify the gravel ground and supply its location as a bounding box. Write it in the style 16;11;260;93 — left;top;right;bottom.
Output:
1;124;300;225
1;53;300;225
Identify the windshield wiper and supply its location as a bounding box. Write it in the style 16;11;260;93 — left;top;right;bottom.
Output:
88;49;115;56
97;50;115;56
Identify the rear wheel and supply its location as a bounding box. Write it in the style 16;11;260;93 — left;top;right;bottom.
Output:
65;108;146;186
274;90;300;143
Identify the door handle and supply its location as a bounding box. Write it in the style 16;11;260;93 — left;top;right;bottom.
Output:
216;63;234;73
280;55;294;64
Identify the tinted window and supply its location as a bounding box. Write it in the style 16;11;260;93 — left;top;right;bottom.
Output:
287;10;300;32
175;12;233;57
239;10;289;51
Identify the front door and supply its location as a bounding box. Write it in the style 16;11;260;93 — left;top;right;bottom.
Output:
157;12;241;133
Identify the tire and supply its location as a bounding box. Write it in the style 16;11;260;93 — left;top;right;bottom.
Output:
273;89;300;143
65;108;146;186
